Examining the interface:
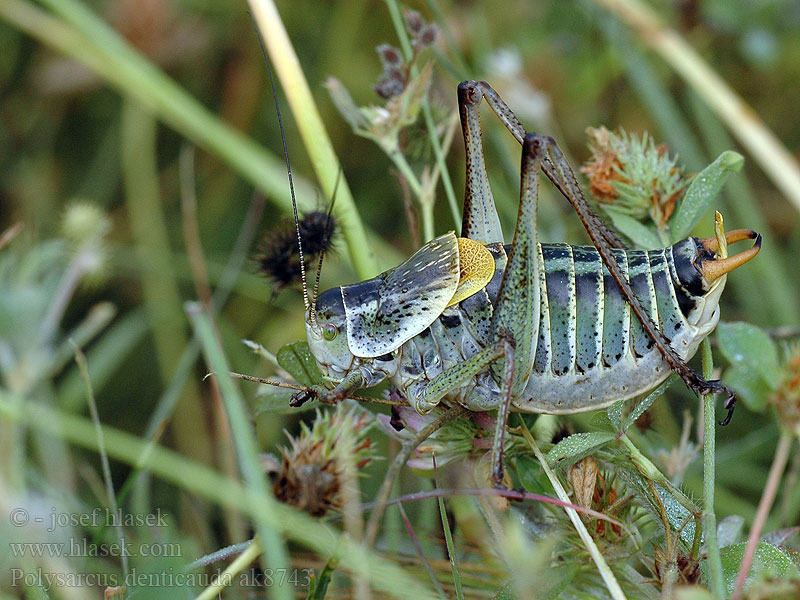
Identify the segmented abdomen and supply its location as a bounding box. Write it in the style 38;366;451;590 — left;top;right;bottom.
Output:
519;238;715;413
391;238;717;414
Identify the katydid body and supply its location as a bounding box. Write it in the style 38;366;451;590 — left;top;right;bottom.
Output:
293;81;760;484
306;235;747;414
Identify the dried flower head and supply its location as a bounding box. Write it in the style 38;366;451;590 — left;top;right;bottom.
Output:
266;403;374;517
582;127;688;228
770;343;800;437
568;456;599;510
369;11;437;100
405;10;424;35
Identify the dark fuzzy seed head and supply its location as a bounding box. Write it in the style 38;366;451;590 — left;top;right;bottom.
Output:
256;210;337;290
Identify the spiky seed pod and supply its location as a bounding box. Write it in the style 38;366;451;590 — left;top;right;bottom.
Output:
61;201;110;244
581;127;688;227
267;403;374;517
581;127;627;205
255;210;337;291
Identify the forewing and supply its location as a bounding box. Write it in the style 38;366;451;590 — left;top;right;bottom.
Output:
342;232;460;357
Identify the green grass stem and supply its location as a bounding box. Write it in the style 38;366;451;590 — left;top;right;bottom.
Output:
187;303;291;600
121;101;212;466
249;0;378;279
701;339;725;599
0;391;440;600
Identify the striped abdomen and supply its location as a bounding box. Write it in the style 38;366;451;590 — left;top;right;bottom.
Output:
515;237;723;413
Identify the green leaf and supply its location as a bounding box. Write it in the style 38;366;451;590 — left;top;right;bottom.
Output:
622;377;673;431
514;455;549;495
656;482;697;545
606;399;625;430
714;542;800;598
717;322;780;386
547;432;615;468
602;206;663;249
589;411;618;433
716;515;745;548
253;390;298;415
276;341;324;387
603;378;672;432
531;564;579;600
724;364;772;412
671;150;744;241
611;459;698;545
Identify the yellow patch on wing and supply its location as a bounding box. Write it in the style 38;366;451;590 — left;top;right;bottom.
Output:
447;237;495;307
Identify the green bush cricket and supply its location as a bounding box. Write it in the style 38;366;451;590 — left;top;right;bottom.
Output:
283;80;760;486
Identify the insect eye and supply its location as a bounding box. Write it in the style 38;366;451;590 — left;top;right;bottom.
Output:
323;323;338;341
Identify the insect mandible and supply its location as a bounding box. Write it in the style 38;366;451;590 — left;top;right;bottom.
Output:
289;80;761;486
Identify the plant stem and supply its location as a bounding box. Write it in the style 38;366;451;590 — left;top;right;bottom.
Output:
385;0;461;231
74;345;129;580
701;339;724;599
398;503;449;599
188;303;291;600
731;431;793;600
365;406;466;548
249;0;379;280
521;424;626;600
434;459;464;600
194;537;262;600
381;120;432;240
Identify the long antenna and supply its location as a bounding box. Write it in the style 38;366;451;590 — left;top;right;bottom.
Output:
311;169;341;311
251;14;315;326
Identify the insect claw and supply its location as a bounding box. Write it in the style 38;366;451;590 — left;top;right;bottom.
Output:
719;389;736;426
289;388;317;407
688;376;736;425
